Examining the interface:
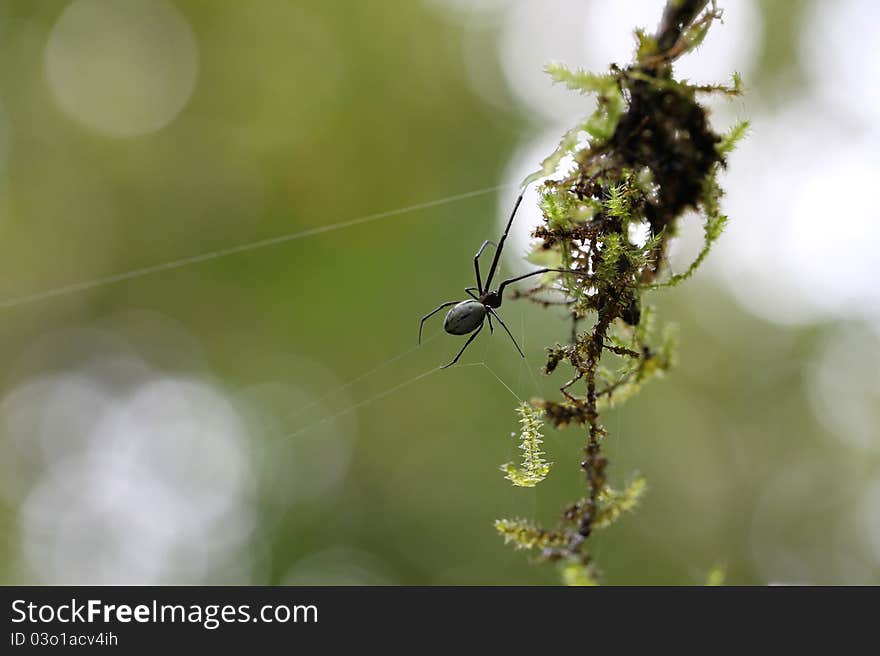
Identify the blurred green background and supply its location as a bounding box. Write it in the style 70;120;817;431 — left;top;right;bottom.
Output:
0;0;877;585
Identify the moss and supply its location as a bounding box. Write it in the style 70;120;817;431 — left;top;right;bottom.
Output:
499;402;552;488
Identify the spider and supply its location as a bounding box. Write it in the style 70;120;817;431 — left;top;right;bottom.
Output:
418;191;588;368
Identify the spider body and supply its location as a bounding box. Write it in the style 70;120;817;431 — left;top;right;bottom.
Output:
419;191;590;368
443;300;487;335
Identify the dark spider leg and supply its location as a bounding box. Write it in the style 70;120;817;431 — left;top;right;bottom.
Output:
483;192;525;291
473;240;496;295
419;301;458;344
488;308;523;358
496;267;591;298
560;371;584;402
441;321;485;369
487;313;494;334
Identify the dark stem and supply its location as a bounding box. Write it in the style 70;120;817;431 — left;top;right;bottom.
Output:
655;0;709;51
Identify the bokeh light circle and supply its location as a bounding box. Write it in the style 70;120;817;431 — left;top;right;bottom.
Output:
714;104;880;327
45;0;199;137
801;0;880;126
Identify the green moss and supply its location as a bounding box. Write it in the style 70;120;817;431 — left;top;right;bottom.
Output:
494;518;568;551
500;403;552;488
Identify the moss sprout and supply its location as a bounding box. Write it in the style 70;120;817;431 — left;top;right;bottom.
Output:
500;402;552;488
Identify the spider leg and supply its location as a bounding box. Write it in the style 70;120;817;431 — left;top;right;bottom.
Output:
496;267;591;298
488;308;524;358
419;301;459;344
441;321;485;369
487;312;495;334
484;191;525;291
473;240;496;294
560;371;584;402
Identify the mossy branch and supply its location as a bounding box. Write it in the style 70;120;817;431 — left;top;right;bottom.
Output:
494;0;745;585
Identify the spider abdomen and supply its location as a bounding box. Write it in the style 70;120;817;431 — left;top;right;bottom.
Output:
444;300;487;335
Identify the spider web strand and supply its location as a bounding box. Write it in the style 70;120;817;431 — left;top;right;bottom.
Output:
0;183;513;310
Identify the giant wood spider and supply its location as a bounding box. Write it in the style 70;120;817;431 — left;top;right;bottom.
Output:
419;190;588;368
